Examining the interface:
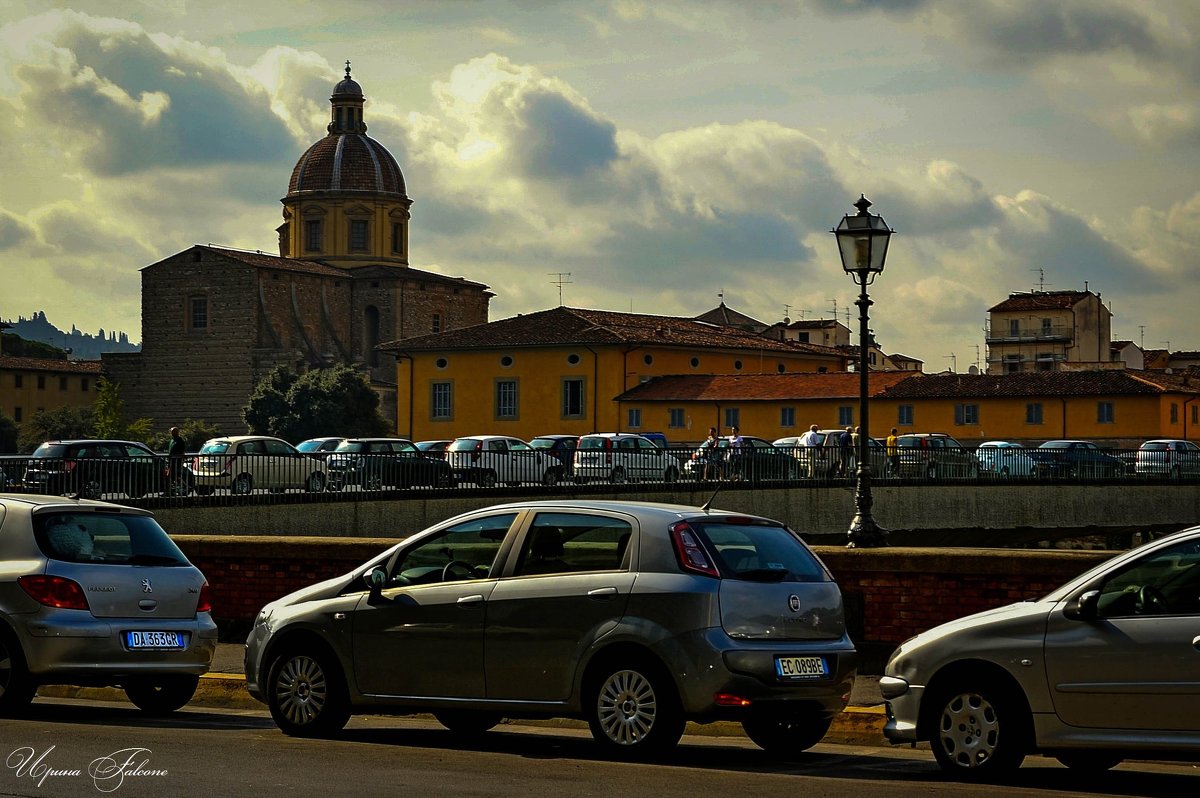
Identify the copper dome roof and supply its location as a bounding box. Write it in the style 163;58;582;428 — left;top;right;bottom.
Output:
288;133;407;196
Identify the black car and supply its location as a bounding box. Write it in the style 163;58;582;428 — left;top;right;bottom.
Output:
24;439;187;499
326;438;454;490
529;434;579;477
1029;439;1125;479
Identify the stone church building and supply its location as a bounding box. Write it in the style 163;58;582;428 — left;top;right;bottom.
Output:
104;66;491;432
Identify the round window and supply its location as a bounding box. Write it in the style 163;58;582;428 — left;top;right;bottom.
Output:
435;358;448;369
567;353;580;365
734;360;743;370
500;355;513;367
643;354;654;366
690;357;700;368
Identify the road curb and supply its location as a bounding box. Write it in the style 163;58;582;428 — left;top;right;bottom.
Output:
39;674;890;747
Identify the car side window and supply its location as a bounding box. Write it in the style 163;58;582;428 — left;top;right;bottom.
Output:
240;440;266;456
1095;539;1200;617
389;513;518;585
488;440;508;453
263;439;292;456
123;445;150;459
514;513;634;577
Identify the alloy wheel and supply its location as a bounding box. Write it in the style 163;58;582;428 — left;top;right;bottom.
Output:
595;669;658;746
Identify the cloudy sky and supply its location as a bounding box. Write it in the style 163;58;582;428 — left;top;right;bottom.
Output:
1;1;1197;370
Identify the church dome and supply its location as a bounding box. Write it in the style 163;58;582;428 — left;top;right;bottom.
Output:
288;134;407;196
286;63;407;198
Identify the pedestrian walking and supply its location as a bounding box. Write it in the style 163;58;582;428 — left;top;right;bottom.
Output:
702;426;721;480
838;426;853;477
798;423;821;478
167;426;187;496
886;427;899;476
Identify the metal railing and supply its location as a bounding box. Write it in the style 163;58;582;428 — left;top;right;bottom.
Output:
1;445;1197;506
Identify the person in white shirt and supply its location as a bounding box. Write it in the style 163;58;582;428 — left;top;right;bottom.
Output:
798;424;822;477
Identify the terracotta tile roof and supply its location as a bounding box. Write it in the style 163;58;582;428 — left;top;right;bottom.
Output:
199;246;348;277
988;290;1092;312
615;371;914;401
876;370;1200;399
0;355;103;374
382;307;846;357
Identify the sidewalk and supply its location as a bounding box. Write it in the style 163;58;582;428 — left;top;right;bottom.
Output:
41;643;889;746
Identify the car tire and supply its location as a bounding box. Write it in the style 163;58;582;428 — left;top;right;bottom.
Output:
586;659;684;757
663;466;679;483
480;469;497;488
1054;752;1123;771
326;478;343;492
609;466;627;484
434;710;503;736
267;648;351;738
542;468;559;487
194;485;214;496
363;472;383;491
124;675;199;715
434;470;454;488
742;711;832;756
232;473;253;495
306;472;326;493
928;683;1027;778
0;631;35;716
80;479;104;500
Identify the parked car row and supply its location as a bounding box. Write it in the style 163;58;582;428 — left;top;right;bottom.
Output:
7;433;1200;501
3;487;1200;775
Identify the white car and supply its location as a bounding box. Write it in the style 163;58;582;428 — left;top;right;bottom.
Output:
573;433;681;483
1135;439;1200;479
447;436;559;487
192;435;329;495
974;441;1035;478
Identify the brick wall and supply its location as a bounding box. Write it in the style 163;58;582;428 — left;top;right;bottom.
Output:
175;536;1111;664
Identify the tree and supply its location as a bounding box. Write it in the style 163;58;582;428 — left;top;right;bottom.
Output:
243;365;390;443
16;406;93;453
92;377;125;439
0;411;18;454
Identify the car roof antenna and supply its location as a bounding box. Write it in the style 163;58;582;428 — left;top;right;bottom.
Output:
700;480;724;513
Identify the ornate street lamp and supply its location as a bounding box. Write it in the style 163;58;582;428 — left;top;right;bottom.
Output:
832;195;894;548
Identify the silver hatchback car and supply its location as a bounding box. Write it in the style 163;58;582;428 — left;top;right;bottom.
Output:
0;494;217;715
882;524;1200;778
245;500;856;756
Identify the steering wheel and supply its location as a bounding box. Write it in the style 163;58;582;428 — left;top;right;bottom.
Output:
441;560;476;582
1136;584;1169;615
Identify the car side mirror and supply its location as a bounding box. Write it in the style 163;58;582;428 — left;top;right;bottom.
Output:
366;566;389;604
1064;589;1100;621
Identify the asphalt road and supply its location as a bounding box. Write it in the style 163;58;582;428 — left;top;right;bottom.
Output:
0;698;1197;798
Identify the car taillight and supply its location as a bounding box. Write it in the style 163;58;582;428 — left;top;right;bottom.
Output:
471;440;482;462
605;438;613;465
669;521;719;578
64;459;77;473
18;575;90;611
196;581;213;613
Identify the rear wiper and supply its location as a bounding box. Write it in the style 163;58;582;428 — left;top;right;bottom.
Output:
737;568;789;582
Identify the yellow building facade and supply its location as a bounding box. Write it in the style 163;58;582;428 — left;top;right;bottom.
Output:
384;307;849;443
616;370;1200;447
0;356;102;427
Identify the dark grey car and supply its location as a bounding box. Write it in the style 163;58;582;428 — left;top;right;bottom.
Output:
0;494;217;715
245;500;856;756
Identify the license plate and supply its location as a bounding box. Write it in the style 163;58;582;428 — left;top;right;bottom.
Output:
776;656;827;679
125;631;185;650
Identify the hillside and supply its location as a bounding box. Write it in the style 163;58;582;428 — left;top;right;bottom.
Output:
2;311;139;360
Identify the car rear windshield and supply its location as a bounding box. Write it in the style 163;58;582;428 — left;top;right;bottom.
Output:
1141;442;1170;451
448;439;480;451
199;441;231;454
578;437;610;450
335;441;367;453
31;444;67;458
688;521;828;583
34;512;189;566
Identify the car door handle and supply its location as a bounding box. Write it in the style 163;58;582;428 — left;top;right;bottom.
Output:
457;594;485;608
587;587;619;601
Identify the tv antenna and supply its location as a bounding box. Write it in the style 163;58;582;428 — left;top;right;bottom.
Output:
973;345;982;371
827;298;838;320
1032;267;1051;292
945;352;957;372
548;272;572;306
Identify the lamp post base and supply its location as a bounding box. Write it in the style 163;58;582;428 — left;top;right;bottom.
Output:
846;464;889;548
